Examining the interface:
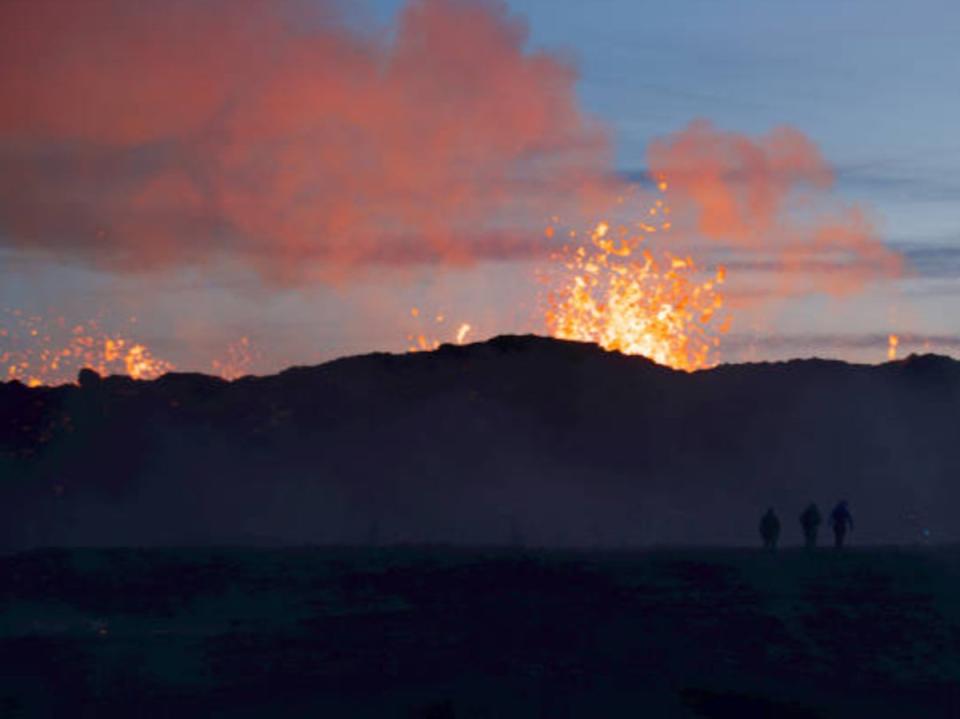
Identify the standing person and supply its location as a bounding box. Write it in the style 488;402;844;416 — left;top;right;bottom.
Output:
799;503;822;549
759;508;781;550
830;500;854;548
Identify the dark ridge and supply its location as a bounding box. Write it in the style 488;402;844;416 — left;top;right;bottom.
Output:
1;335;958;549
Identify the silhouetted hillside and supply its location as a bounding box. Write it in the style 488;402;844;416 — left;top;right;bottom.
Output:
1;335;958;548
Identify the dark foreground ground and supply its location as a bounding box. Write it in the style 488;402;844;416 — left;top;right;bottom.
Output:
2;546;960;718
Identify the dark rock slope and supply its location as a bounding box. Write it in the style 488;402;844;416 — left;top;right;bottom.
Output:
1;335;958;548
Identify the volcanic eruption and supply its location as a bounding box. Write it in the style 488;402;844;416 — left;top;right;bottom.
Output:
0;0;909;380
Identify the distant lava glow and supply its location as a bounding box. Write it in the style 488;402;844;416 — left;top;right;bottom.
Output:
0;310;261;385
888;334;900;361
407;309;473;352
0;311;174;386
210;336;258;381
544;184;729;371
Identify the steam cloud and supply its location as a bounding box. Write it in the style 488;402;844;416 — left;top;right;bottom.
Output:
0;1;900;297
0;0;612;281
648;120;903;296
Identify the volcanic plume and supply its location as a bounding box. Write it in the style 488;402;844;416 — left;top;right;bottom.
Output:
646;120;903;297
0;0;906;378
0;0;613;280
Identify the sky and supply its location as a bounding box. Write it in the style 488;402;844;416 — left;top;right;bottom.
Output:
1;0;959;380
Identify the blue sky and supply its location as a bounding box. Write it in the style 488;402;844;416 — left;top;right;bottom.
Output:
404;0;960;256
2;0;959;376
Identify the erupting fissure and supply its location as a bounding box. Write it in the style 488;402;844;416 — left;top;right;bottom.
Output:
406;184;730;370
0;312;173;386
407;308;473;352
0;311;258;385
545;182;728;371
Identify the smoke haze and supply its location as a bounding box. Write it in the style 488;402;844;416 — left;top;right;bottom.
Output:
0;0;612;281
648;120;903;298
0;0;916;371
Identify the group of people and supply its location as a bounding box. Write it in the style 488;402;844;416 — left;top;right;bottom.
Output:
759;501;854;549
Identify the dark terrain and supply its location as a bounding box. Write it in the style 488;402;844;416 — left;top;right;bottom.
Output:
3;335;960;715
2;545;960;718
1;335;959;548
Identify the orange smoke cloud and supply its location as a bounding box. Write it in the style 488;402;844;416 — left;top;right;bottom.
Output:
647;120;902;296
0;0;612;281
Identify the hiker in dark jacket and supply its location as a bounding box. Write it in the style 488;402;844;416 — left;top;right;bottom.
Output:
759;508;781;550
830;500;854;548
800;503;822;549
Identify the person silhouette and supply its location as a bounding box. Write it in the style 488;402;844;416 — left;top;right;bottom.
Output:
829;500;854;548
799;503;822;549
759;508;781;550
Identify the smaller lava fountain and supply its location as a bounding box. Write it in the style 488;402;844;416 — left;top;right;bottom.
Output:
0;310;262;386
211;336;259;381
888;334;900;361
0;311;174;386
407;308;473;352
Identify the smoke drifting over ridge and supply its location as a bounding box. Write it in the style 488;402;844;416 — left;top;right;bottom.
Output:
0;0;613;281
0;0;901;304
647;120;903;298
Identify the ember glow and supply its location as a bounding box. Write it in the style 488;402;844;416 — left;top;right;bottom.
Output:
211;336;258;381
0;310;265;385
403;182;731;371
545;187;729;371
407;309;475;352
0;311;174;386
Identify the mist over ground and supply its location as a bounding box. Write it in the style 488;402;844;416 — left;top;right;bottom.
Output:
2;335;957;549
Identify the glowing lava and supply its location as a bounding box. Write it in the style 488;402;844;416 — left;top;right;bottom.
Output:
407;309;474;351
0;311;174;386
1;310;264;386
888;334;900;361
545;186;729;371
403;184;729;369
211;336;257;381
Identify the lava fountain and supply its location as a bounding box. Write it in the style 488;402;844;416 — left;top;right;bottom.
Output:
544;184;729;371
